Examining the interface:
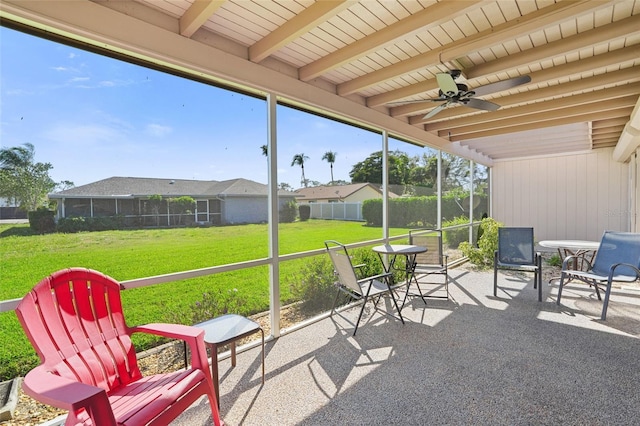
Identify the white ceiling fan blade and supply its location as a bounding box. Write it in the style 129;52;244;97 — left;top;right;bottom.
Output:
423;102;449;119
436;73;458;95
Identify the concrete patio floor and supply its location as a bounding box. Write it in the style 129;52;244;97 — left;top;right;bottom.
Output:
175;267;640;425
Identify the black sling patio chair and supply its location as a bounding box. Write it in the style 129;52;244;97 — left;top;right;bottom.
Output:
493;227;542;301
556;231;640;320
325;240;405;335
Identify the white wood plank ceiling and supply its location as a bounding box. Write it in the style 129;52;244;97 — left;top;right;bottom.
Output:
1;0;639;161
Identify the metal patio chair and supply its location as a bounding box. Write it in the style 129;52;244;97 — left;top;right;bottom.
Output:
409;229;449;299
325;240;405;335
15;268;222;426
556;231;640;320
493;227;542;301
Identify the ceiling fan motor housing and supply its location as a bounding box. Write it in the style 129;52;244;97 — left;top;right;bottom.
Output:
439;82;474;99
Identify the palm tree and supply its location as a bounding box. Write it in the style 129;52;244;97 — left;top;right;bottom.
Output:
0;142;35;171
322;151;337;184
291;153;309;187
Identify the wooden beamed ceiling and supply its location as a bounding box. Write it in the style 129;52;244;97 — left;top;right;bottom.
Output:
3;0;638;161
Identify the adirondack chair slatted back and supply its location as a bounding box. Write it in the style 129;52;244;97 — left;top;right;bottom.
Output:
325;241;362;295
591;231;640;278
17;268;141;392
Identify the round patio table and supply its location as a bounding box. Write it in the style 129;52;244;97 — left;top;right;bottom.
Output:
539;240;600;284
372;244;427;307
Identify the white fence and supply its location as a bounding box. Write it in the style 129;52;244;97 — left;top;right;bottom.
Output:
308;202;363;221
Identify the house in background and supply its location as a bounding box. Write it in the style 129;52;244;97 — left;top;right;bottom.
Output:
295;183;398;204
295;183;400;222
49;176;296;226
0;197;26;220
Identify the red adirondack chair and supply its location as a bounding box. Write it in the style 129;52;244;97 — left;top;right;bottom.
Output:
16;268;222;425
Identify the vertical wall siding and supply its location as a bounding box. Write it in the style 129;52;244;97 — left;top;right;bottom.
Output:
492;148;630;241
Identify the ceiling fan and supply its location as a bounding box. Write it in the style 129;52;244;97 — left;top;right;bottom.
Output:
395;69;531;120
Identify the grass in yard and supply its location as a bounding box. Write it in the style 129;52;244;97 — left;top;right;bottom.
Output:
0;220;409;380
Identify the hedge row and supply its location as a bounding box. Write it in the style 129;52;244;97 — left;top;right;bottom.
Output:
362;193;488;227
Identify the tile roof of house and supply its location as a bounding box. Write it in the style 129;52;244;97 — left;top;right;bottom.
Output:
50;177;295;198
295;183;396;200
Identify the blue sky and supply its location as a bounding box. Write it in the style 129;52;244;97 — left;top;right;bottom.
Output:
0;26;427;189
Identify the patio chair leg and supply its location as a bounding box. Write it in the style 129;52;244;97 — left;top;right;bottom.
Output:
537;257;542;302
533;256;542;302
593;282;602;301
556;273;565;305
353;297;369;336
493;251;498;297
410;275;428;305
601;281;613;320
390;293;405;325
330;288;342;316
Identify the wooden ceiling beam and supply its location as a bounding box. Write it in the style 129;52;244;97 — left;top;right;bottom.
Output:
466;13;640;79
489;145;591;159
460;135;587;149
447;107;633;142
592;117;629;129
439;95;638;137
179;0;225;38
421;79;640;129
439;0;612;62
592;138;621;148
250;1;351;63
591;126;625;136
342;0;608;99
374;27;640;110
465;139;589;157
401;59;640;122
299;0;484;81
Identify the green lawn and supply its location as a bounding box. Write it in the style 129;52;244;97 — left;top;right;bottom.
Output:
0;220;409;380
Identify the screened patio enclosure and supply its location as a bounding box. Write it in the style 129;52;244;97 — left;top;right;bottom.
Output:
1;0;639;336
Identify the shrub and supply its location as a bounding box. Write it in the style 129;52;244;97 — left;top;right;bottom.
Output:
169;289;247;326
27;208;55;234
288;255;336;314
299;204;311;221
288;247;386;314
442;216;470;248
56;216;125;233
547;254;562;267
279;200;297;223
57;216;125;234
362;193;488;228
57;216;89;233
460;217;502;267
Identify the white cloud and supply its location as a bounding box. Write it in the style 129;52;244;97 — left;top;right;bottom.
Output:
146;123;172;137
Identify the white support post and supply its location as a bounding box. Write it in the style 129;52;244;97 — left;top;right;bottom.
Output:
267;93;280;338
437;151;442;229
469;160;475;243
382;130;389;242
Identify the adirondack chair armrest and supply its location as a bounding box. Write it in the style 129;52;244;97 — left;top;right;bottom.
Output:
131;323;211;373
132;322;203;340
23;365;116;424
